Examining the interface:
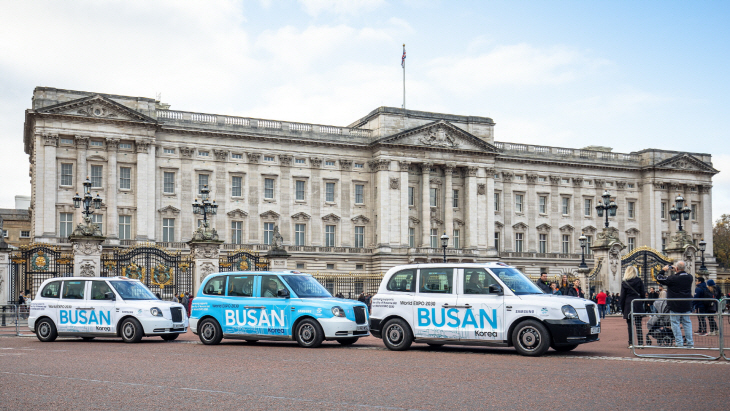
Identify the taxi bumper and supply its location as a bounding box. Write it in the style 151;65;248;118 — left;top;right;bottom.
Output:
544;319;600;346
320;317;370;339
139;317;189;335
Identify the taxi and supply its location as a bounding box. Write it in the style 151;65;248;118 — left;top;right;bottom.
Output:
369;263;600;356
190;271;369;347
29;276;189;343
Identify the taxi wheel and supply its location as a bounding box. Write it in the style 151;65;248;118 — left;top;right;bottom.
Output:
336;338;359;346
552;344;579;352
382;319;413;351
35;318;57;342
198;319;223;345
161;334;179;341
295;319;324;348
512;320;550;356
121;318;144;343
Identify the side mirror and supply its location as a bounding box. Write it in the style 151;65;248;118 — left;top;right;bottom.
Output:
104;291;116;301
277;288;290;298
488;284;504;295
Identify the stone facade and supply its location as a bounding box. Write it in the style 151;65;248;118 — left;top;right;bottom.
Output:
0;209;31;247
23;87;718;284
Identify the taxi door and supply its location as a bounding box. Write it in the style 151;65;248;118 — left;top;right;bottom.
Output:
88;280;117;335
412;267;458;341
456;268;505;343
223;274;256;336
254;275;291;338
57;280;90;334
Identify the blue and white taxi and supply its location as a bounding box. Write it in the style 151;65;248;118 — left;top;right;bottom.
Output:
369;263;600;356
29;276;189;343
190;271;369;347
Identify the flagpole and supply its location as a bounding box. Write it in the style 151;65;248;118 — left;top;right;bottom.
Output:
402;43;406;113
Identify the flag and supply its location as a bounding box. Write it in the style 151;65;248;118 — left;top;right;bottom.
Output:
401;44;406;68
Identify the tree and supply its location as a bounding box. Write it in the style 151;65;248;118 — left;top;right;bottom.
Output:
714;214;730;268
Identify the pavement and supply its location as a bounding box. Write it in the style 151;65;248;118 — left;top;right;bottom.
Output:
1;316;728;410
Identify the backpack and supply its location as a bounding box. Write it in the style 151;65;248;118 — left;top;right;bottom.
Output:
703;287;716;313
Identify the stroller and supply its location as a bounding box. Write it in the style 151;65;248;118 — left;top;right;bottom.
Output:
646;299;674;347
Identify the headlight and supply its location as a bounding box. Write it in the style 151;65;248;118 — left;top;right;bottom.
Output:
561;305;579;319
331;306;346;317
150;307;163;317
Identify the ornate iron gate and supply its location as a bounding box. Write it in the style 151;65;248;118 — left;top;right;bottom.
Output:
9;243;74;303
101;244;192;300
218;248;269;272
621;246;673;291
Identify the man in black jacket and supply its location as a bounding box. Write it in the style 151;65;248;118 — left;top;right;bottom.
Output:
656;261;694;347
535;272;551;294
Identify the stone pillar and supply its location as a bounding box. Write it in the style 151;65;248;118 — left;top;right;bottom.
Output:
74;136;89;226
267;248;291;271
135;140;152;240
486;167;498;257
43;134;59;238
376;159;391;248
465;166;479;249
399;161;410;247
70;236;105;277
549;175;561;253
444;164;454;241
0;244;10;304
502;172;514;251
106;138;119;243
420;162;432;247
666;230;698;275
189;241;222;292
526;174;538;252
590;227;625;293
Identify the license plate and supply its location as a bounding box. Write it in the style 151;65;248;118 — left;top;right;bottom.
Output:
173;323;184;329
356;325;369;332
591;326;600;334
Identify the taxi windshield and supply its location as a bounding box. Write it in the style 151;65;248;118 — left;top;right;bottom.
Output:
281;275;332;298
110;280;158;300
489;267;544;295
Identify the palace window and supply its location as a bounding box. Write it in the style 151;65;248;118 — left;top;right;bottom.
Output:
60;164;73;186
355;226;364;248
515;194;524;213
162;218;175;242
325;160;335;167
198;174;209;194
163;148;175;154
295;180;306;201
119;167;131;190
453;229;460;249
231;153;242;159
584;199;592;217
264;156;275;162
20;231;30;238
89;140;104;147
295;224;306;246
118;216;131;240
264;178;275;199
263;222;274;245
661;202;667;219
453;190;459;208
409;228;415;248
325;225;336;247
199;151;209;157
539;234;547;253
59;213;73;238
539;196;547;214
408;187;415;206
354;163;364;169
355;184;364;204
295;158;306;164
562;197;570;215
163;172;175;194
92;214;103;234
119;143;132;149
90;165;103;187
430;188;438;207
231;221;243;244
562;235;570;254
691;204;698;220
494;232;500;252
430;228;438;249
494;193;500;212
628;201;636;218
515;233;524;252
628;237;636;252
231;176;242;197
325;182;336;202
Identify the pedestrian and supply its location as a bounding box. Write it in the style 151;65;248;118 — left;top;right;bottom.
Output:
619;265;645;348
567;279;584;298
181;292;189;309
658;286;666;299
648;287;659;313
187;292;194;316
693;277;708;336
655;262;694;348
559;275;571;296
705;280;720;335
155;292;161;300
605;292;613;315
550;282;562;295
596;289;607;319
644;292;652;313
536;272;551;294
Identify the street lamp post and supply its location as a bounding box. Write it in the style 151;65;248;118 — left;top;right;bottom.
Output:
698;238;708;274
669;194;691;231
192;184;218;225
578;232;588;272
595;190;618;228
440;232;449;263
72;177;103;225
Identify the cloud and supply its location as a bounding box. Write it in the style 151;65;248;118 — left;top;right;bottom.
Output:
298;0;386;17
710;154;730;221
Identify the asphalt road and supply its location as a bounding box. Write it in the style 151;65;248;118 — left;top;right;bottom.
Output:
1;317;728;411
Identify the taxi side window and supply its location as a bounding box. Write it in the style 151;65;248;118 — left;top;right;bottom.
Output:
203;276;226;296
228;276;253;297
90;281;113;300
41;281;61;298
464;269;499;295
419;268;453;294
386;269;415;292
62;281;86;300
260;275;286;298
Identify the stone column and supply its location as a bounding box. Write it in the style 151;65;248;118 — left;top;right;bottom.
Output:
310;157;322;245
279;155;293;245
376;159;391;248
0;243;10;305
465;166;479;249
486;168;498;257
70;236;105;277
399;161;411;247
106;138;119;243
189;241;222;293
549;176;562;253
43;134;59;238
135;140;153;240
444;164;454;241
180;147;195;242
699;184;713;257
502;172;514;251
74;136;89;226
420;162;432;247
526;174;538;252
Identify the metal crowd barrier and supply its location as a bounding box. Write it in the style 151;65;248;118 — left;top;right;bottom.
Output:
723;299;729;361
0;304;26;336
630;298;723;360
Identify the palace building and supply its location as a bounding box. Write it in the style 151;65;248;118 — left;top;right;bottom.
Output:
23;87;718;279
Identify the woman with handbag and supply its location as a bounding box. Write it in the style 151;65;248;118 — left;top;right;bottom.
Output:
619;266;645;348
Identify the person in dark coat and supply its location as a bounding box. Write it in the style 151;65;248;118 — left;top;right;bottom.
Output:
692;277;708;335
535;272;551;294
655;261;694;347
567;279;584;298
619;265;645;347
558;275;571;296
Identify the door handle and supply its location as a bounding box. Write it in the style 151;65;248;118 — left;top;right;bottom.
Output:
442;304;472;309
244;306;265;309
76;307;95;310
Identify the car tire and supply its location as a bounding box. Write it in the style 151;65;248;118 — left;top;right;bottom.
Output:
552;344;579;352
198;318;223;345
161;334;179;341
121;318;144;343
295;319;324;348
382;318;413;351
244;339;259;343
82;337;95;341
336;338;359;346
512;320;550;356
426;342;444;348
35;318;57;342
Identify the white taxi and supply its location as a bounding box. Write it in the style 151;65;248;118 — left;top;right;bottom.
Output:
29;276;189;343
369;263;600;356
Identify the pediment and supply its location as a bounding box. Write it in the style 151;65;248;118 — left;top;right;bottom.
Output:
322;213;341;222
409;216;421;225
227;209;249;219
495;221;504;229
583;225;597;234
626;228;640;236
291;212;311;221
651;153;718;174
260;210;280;221
559;224;574;233
158;205;181;216
536;223;551;232
36;94;156;123
373;120;499;153
351;214;370;224
453;218;465;227
512;222;528;230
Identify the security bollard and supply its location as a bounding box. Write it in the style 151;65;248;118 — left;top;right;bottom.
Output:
1;305;6;327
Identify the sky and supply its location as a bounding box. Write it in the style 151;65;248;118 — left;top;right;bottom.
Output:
0;0;728;220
